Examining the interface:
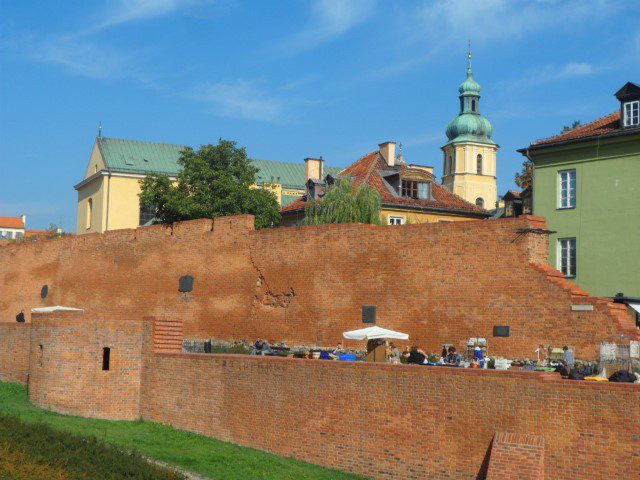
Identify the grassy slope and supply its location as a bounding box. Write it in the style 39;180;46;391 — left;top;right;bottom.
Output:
0;382;366;480
0;414;183;480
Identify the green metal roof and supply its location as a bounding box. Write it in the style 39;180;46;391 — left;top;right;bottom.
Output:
96;137;341;189
253;159;342;189
98;137;185;175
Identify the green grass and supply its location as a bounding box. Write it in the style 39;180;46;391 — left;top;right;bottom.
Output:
0;382;366;480
0;414;183;479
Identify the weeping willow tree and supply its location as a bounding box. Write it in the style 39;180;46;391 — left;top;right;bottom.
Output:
302;178;383;226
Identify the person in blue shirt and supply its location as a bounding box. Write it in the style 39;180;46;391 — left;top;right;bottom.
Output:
563;346;575;369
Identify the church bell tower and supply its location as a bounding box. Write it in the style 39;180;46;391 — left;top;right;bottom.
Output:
441;48;498;209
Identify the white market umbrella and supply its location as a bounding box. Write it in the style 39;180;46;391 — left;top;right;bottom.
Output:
342;326;409;341
32;306;84;313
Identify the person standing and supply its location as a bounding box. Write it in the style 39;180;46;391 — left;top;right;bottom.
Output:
563;346;575;370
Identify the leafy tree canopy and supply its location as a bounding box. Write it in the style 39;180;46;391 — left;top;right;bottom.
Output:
302;178;383;226
139;140;281;229
514;161;533;189
562;120;582;133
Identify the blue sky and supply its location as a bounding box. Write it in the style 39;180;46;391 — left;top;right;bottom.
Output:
1;0;639;230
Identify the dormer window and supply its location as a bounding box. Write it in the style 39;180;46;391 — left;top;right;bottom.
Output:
401;180;430;200
623;101;639;127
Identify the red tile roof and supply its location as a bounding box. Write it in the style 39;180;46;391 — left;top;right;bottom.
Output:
0;216;25;229
25;229;53;237
281;151;487;216
531;111;620;147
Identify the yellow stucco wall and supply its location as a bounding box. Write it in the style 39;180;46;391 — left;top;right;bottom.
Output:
76;176;107;233
381;208;479;225
84;143;106;179
255;183;282;204
105;176;146;231
77;173;289;233
442;142;498;208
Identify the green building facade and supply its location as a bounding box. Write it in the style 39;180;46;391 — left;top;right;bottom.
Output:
520;82;640;298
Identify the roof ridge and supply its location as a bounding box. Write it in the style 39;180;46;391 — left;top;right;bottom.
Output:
100;137;188;148
532;111;619;145
360;152;382;185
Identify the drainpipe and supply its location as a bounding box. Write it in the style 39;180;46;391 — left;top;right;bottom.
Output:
523;148;534;214
105;170;111;232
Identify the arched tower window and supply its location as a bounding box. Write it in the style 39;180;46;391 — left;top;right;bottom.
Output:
475;197;484;208
476;154;483;174
86;198;93;229
471;99;476;112
445;156;452;175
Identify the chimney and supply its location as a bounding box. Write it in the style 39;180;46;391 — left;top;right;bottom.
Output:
20;214;26;228
379;142;396;167
304;157;324;181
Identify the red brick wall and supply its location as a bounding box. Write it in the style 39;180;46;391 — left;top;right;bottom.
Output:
0;323;31;384
141;352;639;480
486;432;545;480
0;215;636;360
28;312;147;420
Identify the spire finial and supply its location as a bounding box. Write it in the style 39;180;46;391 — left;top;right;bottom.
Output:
98;121;103;139
466;40;473;77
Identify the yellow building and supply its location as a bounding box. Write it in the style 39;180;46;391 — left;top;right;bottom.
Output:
441;51;498;209
280;141;490;226
74;136;341;234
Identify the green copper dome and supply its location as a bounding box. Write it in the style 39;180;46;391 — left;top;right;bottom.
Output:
445;54;495;146
458;63;481;95
445;113;494;142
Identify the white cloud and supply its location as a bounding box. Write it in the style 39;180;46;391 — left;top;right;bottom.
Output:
193;80;286;122
415;0;614;50
556;62;594;77
273;0;377;55
501;61;596;92
12;1;212;81
89;0;213;32
30;38;141;80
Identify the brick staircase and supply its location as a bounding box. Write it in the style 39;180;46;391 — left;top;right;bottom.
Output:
153;318;184;353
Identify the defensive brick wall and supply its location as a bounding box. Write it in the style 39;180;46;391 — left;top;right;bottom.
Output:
27;312;147;420
0;215;636;360
141;350;639;480
3;312;639;480
0;323;31;384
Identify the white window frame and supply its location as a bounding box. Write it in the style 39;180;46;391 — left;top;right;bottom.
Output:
558;169;576;209
389;216;404;226
623;100;639;127
557;237;577;278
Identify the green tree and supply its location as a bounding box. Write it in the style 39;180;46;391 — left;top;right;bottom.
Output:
302;178;383;226
139;140;280;229
562;120;582;133
514;161;533;189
